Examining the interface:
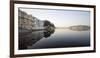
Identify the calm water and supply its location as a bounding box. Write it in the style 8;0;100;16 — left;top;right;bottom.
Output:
19;29;90;50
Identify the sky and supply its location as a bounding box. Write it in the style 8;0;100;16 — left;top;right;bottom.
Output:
20;8;90;27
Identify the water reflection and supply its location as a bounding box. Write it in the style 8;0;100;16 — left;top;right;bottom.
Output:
19;29;90;50
19;29;55;50
44;29;55;38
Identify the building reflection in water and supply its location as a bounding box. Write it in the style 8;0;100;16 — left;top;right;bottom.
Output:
19;29;55;50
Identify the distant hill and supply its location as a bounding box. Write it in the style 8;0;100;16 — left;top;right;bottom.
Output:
68;25;90;31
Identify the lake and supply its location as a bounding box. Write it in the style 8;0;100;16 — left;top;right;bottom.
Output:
19;29;90;50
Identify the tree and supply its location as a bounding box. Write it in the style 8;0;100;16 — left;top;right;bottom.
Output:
43;20;51;26
50;23;55;28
